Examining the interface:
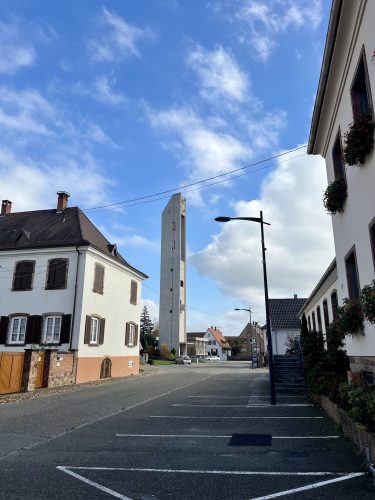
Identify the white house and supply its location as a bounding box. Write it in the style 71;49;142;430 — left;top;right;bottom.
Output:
308;0;375;377
0;192;147;394
204;327;231;360
269;296;307;355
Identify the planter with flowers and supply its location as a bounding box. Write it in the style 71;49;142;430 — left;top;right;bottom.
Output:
323;177;347;215
337;298;364;337
343;114;375;166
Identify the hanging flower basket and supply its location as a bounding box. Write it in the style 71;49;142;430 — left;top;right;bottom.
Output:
323;177;347;215
343;114;375;166
360;280;375;324
337;298;364;337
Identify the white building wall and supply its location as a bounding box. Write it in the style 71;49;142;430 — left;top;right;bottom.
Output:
77;248;143;357
0;247;78;352
316;1;375;359
159;194;187;354
271;329;300;356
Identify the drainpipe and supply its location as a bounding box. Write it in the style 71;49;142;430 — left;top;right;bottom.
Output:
70;245;81;351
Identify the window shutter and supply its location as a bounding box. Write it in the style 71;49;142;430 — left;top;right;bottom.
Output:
134;324;139;346
0;316;9;344
130;280;137;304
99;318;106;344
84;315;91;344
125;322;130;346
25;316;33;343
55;260;67;287
29;315;42;344
60;314;72;344
47;260;55;288
13;263;23;290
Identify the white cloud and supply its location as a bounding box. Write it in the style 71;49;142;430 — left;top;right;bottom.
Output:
213;0;323;62
98;223;160;252
0;20;36;74
189;148;334;320
88;7;154;63
186;45;248;102
72;75;127;106
141;298;159;325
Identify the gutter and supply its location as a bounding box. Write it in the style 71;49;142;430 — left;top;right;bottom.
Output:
308;0;343;154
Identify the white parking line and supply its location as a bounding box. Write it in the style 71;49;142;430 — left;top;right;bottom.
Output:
115;434;340;439
249;472;365;499
150;415;323;419
172;403;313;408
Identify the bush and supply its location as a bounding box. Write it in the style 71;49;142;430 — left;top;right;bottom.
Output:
337;383;375;433
323;178;347;215
337;298;364;336
361;280;375;324
343;114;375;166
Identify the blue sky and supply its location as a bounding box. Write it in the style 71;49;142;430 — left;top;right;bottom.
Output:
0;0;336;335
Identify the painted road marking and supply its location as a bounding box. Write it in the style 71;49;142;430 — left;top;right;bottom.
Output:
249;472;365;499
188;395;306;399
172;403;313;408
150;415;324;419
115;434;340;439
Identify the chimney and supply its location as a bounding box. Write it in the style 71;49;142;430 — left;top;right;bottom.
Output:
1;200;12;216
57;191;70;212
294;294;297;299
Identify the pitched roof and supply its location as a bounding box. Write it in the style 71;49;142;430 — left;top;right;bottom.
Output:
269;298;307;330
0;207;147;278
206;327;231;350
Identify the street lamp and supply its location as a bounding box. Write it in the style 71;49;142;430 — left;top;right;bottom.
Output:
234;307;256;369
234;307;252;326
215;212;276;405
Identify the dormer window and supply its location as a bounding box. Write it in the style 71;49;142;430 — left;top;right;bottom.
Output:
351;48;373;120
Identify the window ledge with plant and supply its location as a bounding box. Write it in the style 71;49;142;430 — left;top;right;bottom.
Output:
323;177;347;215
343;113;375;166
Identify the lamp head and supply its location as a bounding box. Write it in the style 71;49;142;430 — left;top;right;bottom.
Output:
215;216;231;222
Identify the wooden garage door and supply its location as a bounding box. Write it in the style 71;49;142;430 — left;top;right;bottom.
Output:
0;352;25;395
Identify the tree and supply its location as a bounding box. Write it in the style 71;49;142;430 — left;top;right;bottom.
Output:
140;306;155;352
230;338;244;357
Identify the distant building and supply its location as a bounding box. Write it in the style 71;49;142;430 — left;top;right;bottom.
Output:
308;0;375;376
204;326;231;360
186;332;208;358
227;322;265;365
158;193;187;355
0;192;147;395
269;295;307;355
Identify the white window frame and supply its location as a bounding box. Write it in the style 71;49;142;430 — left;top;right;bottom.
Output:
90;317;99;344
43;316;62;344
128;323;135;347
9;316;27;344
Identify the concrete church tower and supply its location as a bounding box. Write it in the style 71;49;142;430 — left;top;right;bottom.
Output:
159;193;187;355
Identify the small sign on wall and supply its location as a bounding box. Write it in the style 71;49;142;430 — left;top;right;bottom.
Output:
128;360;134;367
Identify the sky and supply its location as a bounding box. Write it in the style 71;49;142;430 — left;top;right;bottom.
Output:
0;0;335;336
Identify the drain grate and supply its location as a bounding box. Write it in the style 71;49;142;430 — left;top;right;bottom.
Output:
229;434;272;446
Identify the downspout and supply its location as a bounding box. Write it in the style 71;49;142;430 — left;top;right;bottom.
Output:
70;245;81;351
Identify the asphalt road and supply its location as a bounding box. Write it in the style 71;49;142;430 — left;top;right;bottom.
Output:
0;362;373;499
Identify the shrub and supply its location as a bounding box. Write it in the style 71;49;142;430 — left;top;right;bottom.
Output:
337;383;375;433
343;114;375;166
323;178;347;215
360;280;375;324
337;298;364;336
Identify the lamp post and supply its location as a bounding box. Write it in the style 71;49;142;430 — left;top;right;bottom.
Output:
234;307;255;368
215;212;276;405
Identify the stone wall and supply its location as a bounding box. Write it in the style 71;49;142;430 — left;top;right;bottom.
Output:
22;350;42;391
44;350;77;387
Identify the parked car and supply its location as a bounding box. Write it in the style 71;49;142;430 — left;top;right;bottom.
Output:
176;356;192;365
205;355;220;362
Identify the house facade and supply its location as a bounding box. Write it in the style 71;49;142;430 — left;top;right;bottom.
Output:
186;332;208;358
204;326;231;360
308;0;375;375
227;322;265;365
269;296;307;355
0;192;147;394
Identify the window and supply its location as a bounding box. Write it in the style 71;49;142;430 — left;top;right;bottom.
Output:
323;299;330;330
317;306;322;333
46;259;68;289
370;220;375;273
312;311;316;331
93;264;105;294
308;316;312;332
43;316;61;344
90;317;99;344
332;130;345;180
130;280;137;305
351;50;373;120
331;291;338;320
12;261;35;291
345;248;360;299
125;322;138;347
8;316;27;344
181;214;186;262
84;315;105;345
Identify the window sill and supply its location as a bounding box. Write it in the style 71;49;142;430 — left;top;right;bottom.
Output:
93;290;104;295
45;286;67;290
11;288;33;292
5;342;26;347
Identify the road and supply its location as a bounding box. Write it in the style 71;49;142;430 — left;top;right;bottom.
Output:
0;361;373;499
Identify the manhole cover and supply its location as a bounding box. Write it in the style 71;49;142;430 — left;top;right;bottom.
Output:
229;434;272;446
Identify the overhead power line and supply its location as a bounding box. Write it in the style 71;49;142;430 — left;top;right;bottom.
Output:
84;144;307;212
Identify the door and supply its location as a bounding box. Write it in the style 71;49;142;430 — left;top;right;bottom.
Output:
0;352;25;394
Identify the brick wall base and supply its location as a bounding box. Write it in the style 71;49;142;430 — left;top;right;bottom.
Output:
44;350;77;387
